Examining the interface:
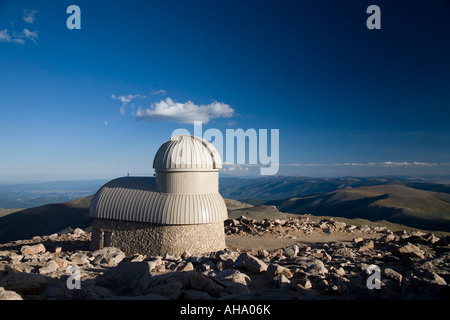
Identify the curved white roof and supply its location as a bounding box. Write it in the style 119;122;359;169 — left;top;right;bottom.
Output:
89;177;228;224
153;135;222;171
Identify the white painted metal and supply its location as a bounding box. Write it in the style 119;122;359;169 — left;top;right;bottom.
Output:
90;135;228;225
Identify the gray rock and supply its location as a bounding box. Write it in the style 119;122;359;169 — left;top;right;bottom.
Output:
214;269;251;286
92;247;125;266
358;240;374;252
95;261;152;296
149;271;224;297
384;268;403;284
380;234;397;243
292;257;328;275
267;264;293;279
177;261;194;272
0;272;49;295
296;277;312;290
73;285;116;300
20;243;46;256
0;287;23;300
397;243;425;259
146;282;183;299
274;274;291;290
234;253;268;274
284;244;299;258
72;228;85;236
39;260;60;275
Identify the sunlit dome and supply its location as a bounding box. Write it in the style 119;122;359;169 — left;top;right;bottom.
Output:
153;135;222;171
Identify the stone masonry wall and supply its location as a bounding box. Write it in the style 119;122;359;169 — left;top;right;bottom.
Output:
90;218;226;257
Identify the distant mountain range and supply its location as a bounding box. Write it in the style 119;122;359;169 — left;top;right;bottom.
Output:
0;176;449;243
220;176;450;233
0;196;93;243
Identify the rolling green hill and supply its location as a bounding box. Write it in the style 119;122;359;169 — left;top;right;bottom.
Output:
263;184;450;232
0;196;93;243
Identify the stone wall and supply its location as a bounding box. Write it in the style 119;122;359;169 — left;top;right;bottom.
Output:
90;218;226;257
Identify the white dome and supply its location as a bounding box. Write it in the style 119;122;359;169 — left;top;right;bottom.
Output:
153;135;222;171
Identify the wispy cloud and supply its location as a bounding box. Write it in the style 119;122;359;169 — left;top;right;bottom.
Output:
23;9;38;24
1;9;40;45
22;29;38;44
111;94;146;115
150;89;166;96
135;97;234;124
0;29;25;45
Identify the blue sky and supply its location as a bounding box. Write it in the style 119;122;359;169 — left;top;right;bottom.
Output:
1;0;450;182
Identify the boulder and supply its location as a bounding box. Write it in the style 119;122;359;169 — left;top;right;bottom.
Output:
92;247;125;266
234;253;268;274
384;268;403;284
397;243;426;259
146;282;183;299
72;228;85;236
358;240;374;252
148;271;224;297
267;264;293;279
39;260;60;275
95;261;152;296
214;269;251;286
0;287;23;300
0;272;49;295
72;285;116;300
284;244;299;258
292;257;328;276
20;243;46;256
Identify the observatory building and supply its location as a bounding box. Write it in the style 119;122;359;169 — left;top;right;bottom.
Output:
89;135;228;256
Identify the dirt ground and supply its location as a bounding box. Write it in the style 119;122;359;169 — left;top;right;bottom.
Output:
226;230;380;251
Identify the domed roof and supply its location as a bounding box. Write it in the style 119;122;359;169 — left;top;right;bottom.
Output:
153;135;222;171
89;177;228;224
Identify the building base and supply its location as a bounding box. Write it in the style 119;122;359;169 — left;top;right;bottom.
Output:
90;218;226;257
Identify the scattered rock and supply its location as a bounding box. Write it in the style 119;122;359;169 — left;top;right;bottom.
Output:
267;264;293;279
397;243;426;260
0;287;23;300
0;272;49;295
384;268;403;284
92;247;125;266
20;243;46;256
95;261;152;296
39;260;60;275
214;269;251;286
358;240;374;252
284;244;299;258
72;228;85;236
234;253;268;274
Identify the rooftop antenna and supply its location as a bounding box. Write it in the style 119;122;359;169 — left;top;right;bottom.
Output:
127;169;130;178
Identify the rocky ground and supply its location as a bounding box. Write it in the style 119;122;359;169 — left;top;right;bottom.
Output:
0;216;449;300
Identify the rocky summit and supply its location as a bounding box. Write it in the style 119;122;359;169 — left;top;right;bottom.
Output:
0;218;449;300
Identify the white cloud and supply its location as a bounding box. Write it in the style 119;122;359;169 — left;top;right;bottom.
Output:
0;29;25;45
111;94;145;115
23;9;38;24
104;121;109;126
22;29;39;43
135;97;234;124
150;89;166;95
